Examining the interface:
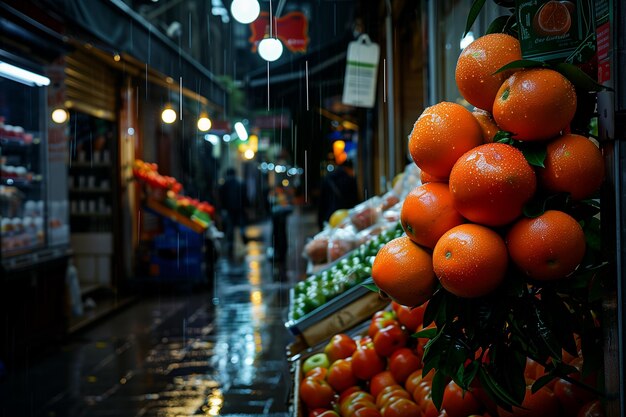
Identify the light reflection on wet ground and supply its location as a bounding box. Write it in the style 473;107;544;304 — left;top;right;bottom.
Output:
0;212;318;417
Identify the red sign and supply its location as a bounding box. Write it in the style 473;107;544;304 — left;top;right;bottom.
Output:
249;12;309;53
596;22;610;61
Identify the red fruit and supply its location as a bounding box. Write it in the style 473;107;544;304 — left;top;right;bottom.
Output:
299;376;336;409
327;359;358;393
440;381;482;417
381;398;421;417
554;378;596;417
373;324;408;357
324;333;357;363
353;407;383;417
577;400;605;417
352;342;386;380
388;348;421;384
305;367;328;381
370;371;398;398
395;302;428;332
498;386;560;417
368;311;398;338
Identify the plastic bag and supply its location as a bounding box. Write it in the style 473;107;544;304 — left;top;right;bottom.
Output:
349;196;383;231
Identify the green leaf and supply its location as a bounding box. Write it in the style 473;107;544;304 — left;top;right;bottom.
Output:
361;282;379;292
554;62;611;93
462;360;480;390
493;59;546;75
464;0;487;38
477;367;522;408
531;374;556;393
522;145;547;168
431;370;448;410
413;327;437;339
486;15;510;34
583;216;602;252
532;303;563;360
494;130;514;144
423;288;443;326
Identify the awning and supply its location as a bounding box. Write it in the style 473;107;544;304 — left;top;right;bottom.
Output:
2;0;226;110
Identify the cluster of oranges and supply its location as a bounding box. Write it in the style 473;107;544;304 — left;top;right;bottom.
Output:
372;33;604;306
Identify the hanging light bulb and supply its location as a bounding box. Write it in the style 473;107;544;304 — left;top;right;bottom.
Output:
230;0;260;24
161;106;177;124
258;38;284;62
51;108;69;124
197;113;212;131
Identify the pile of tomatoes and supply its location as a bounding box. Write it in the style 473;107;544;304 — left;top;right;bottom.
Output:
298;302;493;417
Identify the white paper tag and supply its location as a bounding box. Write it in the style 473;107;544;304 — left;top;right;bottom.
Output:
342;34;380;108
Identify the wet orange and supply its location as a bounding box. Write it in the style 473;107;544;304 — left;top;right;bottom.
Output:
449;143;537;227
472;109;500;143
506;210;586;280
539;133;605;200
372;236;437;307
433;224;508;298
420;170;448;184
409;102;483;178
493;68;577;141
455;33;522;112
400;183;465;249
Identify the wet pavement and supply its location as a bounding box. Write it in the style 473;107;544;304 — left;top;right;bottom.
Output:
0;208;319;417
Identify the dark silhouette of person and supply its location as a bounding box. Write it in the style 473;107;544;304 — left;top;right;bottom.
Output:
318;159;360;229
218;168;248;260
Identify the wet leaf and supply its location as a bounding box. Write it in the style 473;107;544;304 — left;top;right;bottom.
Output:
494;130;514;144
478;367;522;408
493;59;546;75
361;282;379;292
521;145;546;168
554;62;611;93
431;370;448;410
486;15;510;34
413;327;437;339
531;373;555;393
462;360;480;389
464;0;487;37
532;303;563;360
582;216;602;252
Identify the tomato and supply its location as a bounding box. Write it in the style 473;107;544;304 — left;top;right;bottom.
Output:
554;378;596;417
381;398;421;417
369;370;397;398
373;324;407;357
439;381;482;417
342;400;378;417
316;411;340;417
412;380;432;405
577;400;605;417
340;391;375;408
368;313;399;339
338;386;363;404
351;342;386;380
375;385;408;408
404;369;424;394
395;302;428;332
497;386;560;417
353;407;382;417
389;348;421;384
305;367;329;381
299;376;336;409
308;408;330;417
327;359;358;392
324;333;358;363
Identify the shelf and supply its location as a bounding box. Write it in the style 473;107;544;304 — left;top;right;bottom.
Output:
144;198;206;234
70;213;111;217
69;188;112;193
1;177;41;188
69;162;111;168
0;138;39;150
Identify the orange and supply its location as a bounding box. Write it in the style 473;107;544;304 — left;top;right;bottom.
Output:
449;143;537;227
539;133;605;200
455;33;522;112
433;223;508;298
409;102;483;178
420;170;448;184
400;183;465;249
472;109;499;143
493;68;577;141
506;210;586;280
533;1;573;37
372;236;437;307
498;385;561;417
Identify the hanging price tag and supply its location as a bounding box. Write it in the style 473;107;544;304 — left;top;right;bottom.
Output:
342;34;380;108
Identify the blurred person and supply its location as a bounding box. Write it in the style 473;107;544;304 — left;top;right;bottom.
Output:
218;167;248;260
268;183;294;267
318;159;360;229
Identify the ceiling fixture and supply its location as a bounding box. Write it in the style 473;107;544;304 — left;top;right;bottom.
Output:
197;113;212;131
234;122;249;141
51;108;69;124
161;106;177;124
230;0;260;24
258;38;284;62
0;62;50;86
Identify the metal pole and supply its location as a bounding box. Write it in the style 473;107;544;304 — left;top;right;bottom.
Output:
427;0;437;106
385;0;395;186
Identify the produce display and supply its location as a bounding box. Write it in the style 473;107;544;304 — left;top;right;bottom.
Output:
297;303;604;417
366;11;606;415
290;223;403;322
133;159;215;227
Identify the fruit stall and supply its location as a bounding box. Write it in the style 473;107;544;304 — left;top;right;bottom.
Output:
287;1;612;416
132;159;218;285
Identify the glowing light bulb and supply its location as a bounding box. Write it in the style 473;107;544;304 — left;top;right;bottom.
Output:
258;38;284;62
161;108;177;124
230;0;260;24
